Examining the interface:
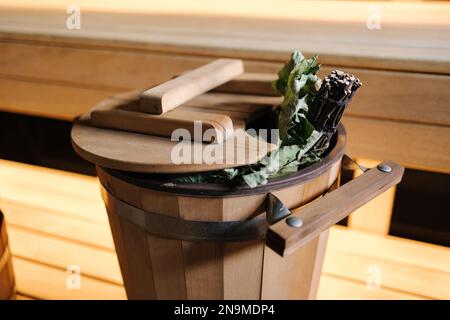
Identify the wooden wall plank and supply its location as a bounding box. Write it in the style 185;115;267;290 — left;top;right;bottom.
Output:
343;116;450;173
0;43;448;126
332;68;450;127
0;77;113;120
0;41;448;173
1;0;449;74
0;42;211;90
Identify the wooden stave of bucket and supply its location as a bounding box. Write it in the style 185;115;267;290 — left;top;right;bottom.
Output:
97;127;346;300
0;211;16;300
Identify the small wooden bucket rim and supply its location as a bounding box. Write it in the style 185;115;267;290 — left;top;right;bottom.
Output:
102;125;346;197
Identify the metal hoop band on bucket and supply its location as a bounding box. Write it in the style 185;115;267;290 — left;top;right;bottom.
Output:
100;175;337;242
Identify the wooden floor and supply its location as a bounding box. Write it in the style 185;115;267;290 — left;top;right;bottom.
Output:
0;159;449;300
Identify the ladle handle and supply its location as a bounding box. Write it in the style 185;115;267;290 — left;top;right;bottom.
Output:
139;59;244;115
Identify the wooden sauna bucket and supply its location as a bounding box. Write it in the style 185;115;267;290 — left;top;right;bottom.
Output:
94;125;402;300
0;211;16;300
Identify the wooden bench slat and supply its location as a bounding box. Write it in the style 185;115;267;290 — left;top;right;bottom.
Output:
323;250;450;299
0;160;108;225
328;226;450;274
1;0;449;74
13;257;126;300
14;294;35;300
2;160;450;300
2;201;114;250
318;274;425;300
8;226;122;285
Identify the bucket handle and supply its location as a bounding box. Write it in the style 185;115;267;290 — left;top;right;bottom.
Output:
266;160;404;257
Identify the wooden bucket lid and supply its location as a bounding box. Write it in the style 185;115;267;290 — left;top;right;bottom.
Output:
72;94;284;173
72;59;284;173
71;108;277;173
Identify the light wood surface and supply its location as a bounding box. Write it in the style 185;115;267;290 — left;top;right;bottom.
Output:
348;158;397;234
0;159;449;300
13;257;125;300
140;59;244;114
0;39;448;172
342;117;450;174
0;211;15;300
1;1;449;74
8;226;121;284
1;41;448;127
214;73;278;96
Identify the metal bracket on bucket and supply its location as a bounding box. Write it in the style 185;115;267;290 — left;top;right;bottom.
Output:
266;194;292;225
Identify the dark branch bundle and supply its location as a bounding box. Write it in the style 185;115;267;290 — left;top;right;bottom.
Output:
171;53;362;187
308;70;362;151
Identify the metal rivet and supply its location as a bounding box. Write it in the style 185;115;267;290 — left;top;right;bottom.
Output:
377;164;392;173
286;217;303;228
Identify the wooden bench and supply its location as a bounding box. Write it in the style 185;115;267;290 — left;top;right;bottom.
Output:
0;159;449;300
